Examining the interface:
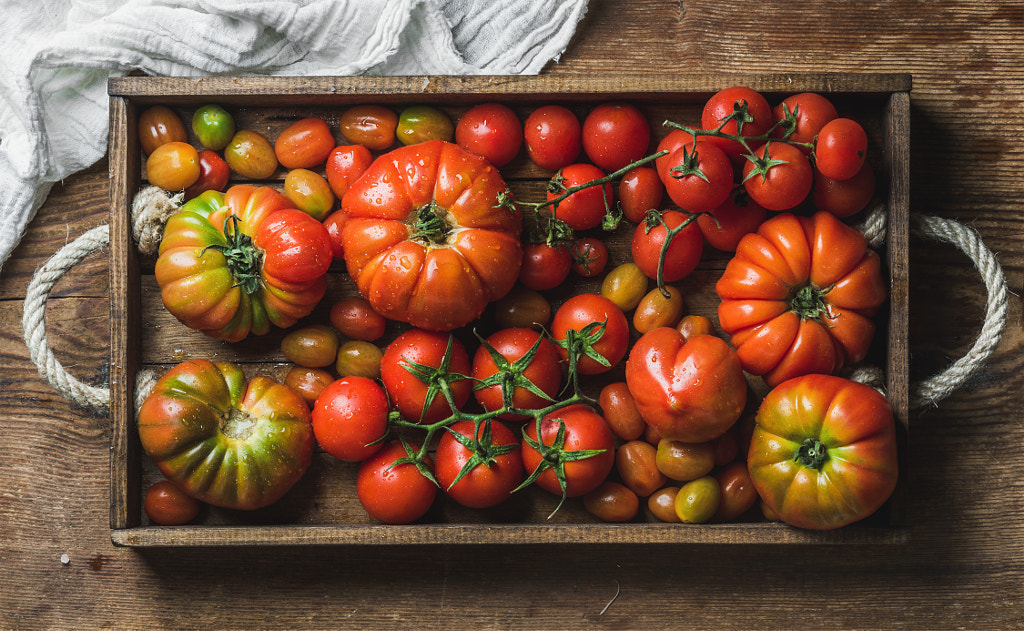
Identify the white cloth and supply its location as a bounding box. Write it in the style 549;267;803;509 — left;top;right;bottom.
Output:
0;0;589;272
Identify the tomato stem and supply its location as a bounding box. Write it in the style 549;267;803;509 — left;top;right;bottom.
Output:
794;438;829;470
200;215;263;294
644;209;702;299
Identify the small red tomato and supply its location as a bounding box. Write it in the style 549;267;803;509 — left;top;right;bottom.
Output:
771;92;838;148
325;144;373;199
522;404;616;498
742;141;813;211
812;161;876;217
183;150;230;200
815;117;869;181
570;237;609;278
701;86;774;163
312;376;389;462
145;480;201;525
619;166;664;223
330;296;387;341
435;419;523;509
582;102;651;172
519;242;572;291
274;117;335;169
472;327;562;420
631;210;703;283
492;285;552;331
697;190;769;252
550;293;630;375
661;139;733;213
356;440;436;524
338;104;398;150
455;102;523;167
548;163;613;230
381;329;473;425
524;105;582;171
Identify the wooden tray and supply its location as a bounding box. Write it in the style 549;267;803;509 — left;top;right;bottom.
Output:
108;74;911;547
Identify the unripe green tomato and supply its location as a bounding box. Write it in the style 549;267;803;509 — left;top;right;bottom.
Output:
674;475;721;523
192;104;236;151
396;105;454;145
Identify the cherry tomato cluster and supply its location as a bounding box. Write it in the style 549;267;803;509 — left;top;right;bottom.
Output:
140;88;896;532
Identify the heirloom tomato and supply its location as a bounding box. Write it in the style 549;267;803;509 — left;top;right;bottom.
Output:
137;360;314;510
625;329;747;443
747;374;899;530
472;327;562;420
435;419;523;508
715;211;887;386
340;140;523;331
381;328;473;424
521;404;615;498
455;102;523;167
357;440;437;524
155;185;331;342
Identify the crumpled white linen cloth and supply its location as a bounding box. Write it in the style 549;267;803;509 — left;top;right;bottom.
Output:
0;0;589;272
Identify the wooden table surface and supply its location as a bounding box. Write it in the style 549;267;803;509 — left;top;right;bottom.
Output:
2;1;1021;629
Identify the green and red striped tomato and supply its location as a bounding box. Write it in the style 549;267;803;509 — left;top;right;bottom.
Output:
137;360;315;511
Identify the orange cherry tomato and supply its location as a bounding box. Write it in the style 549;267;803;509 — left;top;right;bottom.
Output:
284;366;335;407
275;117;335;169
146;141;200;190
338;104;398;151
224;129;278;179
583;481;640;522
647;486;681;523
598;381;645;441
138;105;187;155
616;440;667;497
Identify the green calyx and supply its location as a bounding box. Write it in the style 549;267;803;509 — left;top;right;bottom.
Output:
201;215;264;295
790;283;836;321
410;200;453;244
794;438;829;470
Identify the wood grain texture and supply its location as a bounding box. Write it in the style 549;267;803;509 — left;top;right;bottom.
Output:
1;0;1022;628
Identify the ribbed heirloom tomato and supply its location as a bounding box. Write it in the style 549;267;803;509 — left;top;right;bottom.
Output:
747;374;899;530
340;140;523;331
156;185;332;342
715;210;887;386
137;360;315;510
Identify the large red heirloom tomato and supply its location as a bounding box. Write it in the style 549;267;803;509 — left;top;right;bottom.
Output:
715;210;887;387
625;329;747;443
156;185;332;342
340;140;523;331
747;374;899;530
137;360;315;511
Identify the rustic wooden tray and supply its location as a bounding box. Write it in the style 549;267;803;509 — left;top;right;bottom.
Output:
108;74;911;547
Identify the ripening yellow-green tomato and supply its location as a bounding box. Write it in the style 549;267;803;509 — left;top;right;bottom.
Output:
284;168;335;221
674;476;721;524
224;129;278;179
633;285;685;334
336;340;384;379
600;262;648;312
655;438;715;482
396;105;454;145
281;324;340;368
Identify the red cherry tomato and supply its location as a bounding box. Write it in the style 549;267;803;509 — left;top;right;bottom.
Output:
581;102;651;172
551;293;630;375
631;210;704;283
619;166;664;223
274;117;335;169
455;102;523;167
524;105;582;171
356;440;436;524
519;242;572;291
312;376;389;462
697;190;769;252
661;139;733;213
548;163;613;230
812;161;876;217
325;144;373;199
570;237;609;278
815;118;869;181
144;480;201;525
771;92;838;148
183;150;229;200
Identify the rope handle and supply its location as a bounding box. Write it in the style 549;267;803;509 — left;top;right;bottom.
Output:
22;194;1009;415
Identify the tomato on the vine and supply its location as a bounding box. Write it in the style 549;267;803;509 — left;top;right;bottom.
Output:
631;210;703;283
697;189;768;252
312;376;389;462
742;141;813;211
548;163;613;231
519;242;572;291
661;139;733;213
471;327;562;420
814;117;868;181
700;86;774;162
619;165;664;223
523;105;582;171
521;404;616;498
380;328;473;424
356;440;437;524
550;293;629;376
771;92;838;148
581;102;651;172
435;419;523;509
455;102;523;167
570;237;609;278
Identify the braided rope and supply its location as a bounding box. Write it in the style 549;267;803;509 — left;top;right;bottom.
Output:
22;193;1010;414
